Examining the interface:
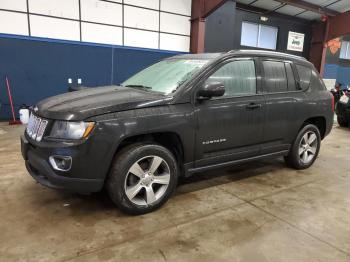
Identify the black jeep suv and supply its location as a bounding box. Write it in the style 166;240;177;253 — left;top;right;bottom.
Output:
335;94;350;127
21;50;334;214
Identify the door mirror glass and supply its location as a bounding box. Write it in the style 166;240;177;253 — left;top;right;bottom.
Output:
197;82;225;99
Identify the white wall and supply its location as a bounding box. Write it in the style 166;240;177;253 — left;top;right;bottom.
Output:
0;0;191;52
0;0;27;11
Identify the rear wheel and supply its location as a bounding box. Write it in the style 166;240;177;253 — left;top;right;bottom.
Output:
106;143;178;215
337;115;349;127
284;124;321;170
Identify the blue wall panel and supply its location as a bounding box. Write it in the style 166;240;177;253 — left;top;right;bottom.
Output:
0;35;181;119
323;64;339;80
324;63;350;88
336;66;350;87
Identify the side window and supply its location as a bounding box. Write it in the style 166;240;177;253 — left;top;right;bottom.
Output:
285;63;297;91
296;65;312;90
311;70;327;91
262;60;288;92
206;60;256;97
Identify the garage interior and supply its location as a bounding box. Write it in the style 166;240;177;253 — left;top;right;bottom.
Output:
1;0;350;261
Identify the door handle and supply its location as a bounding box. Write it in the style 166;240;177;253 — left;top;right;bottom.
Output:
246;103;261;110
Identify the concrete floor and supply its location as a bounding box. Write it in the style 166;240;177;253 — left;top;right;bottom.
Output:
1;123;350;262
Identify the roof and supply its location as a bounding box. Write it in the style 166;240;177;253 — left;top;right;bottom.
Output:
169;50;309;65
229;49;307;62
167;53;222;60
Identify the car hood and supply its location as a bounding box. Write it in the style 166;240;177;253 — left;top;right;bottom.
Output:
36;85;171;121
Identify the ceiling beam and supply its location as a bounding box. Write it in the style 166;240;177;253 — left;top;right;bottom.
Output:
274;0;340;16
235;2;312;23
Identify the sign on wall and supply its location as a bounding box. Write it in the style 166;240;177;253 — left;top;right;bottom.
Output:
327;38;341;54
287;31;305;52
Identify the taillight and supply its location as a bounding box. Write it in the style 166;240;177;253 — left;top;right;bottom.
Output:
331;94;335;112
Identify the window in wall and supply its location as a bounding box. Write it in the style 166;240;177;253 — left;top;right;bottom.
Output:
262;60;287;92
340;41;350;60
206;60;256;97
241;22;278;50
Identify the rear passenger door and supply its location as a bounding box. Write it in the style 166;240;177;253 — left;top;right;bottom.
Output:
260;59;306;154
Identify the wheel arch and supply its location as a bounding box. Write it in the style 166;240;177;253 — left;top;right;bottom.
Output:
301;116;327;139
110;131;185;175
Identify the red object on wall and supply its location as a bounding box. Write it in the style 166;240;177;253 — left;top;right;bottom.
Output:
5;77;21;125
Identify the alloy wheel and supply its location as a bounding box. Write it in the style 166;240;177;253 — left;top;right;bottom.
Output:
298;131;318;164
124;155;171;206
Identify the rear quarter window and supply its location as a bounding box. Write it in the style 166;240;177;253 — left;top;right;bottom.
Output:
296;64;312;90
311;70;327;91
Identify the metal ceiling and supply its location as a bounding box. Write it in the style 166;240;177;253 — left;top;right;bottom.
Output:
236;0;350;20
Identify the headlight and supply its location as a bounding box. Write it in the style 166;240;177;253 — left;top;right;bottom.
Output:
50;121;95;140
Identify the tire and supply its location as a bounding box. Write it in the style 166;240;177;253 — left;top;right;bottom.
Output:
337;116;349;127
106;143;178;215
284;124;321;170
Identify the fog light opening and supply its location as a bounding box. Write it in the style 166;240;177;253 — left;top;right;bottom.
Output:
49;156;72;171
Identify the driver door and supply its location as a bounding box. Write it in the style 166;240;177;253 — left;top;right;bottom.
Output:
194;58;265;168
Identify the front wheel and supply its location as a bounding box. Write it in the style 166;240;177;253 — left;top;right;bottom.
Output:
284;124;321;170
106;143;178;215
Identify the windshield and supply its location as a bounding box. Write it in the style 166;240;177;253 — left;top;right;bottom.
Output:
122;59;209;94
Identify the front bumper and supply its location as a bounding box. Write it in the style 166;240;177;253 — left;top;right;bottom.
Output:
21;135;104;193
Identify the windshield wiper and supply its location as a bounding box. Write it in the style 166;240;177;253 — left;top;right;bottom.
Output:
124;84;152;90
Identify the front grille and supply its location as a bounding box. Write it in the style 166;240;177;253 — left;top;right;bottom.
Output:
26;113;48;142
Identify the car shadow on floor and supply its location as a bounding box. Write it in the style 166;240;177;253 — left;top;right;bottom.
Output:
175;158;287;194
42;157;288;215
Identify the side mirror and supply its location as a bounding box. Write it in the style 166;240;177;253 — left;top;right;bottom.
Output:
197;82;225;99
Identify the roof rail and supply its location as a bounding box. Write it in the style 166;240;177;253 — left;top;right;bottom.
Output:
227;49;307;61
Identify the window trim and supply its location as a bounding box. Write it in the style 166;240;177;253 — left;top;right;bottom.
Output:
241;21;278;50
197;57;260;100
284;62;299;92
